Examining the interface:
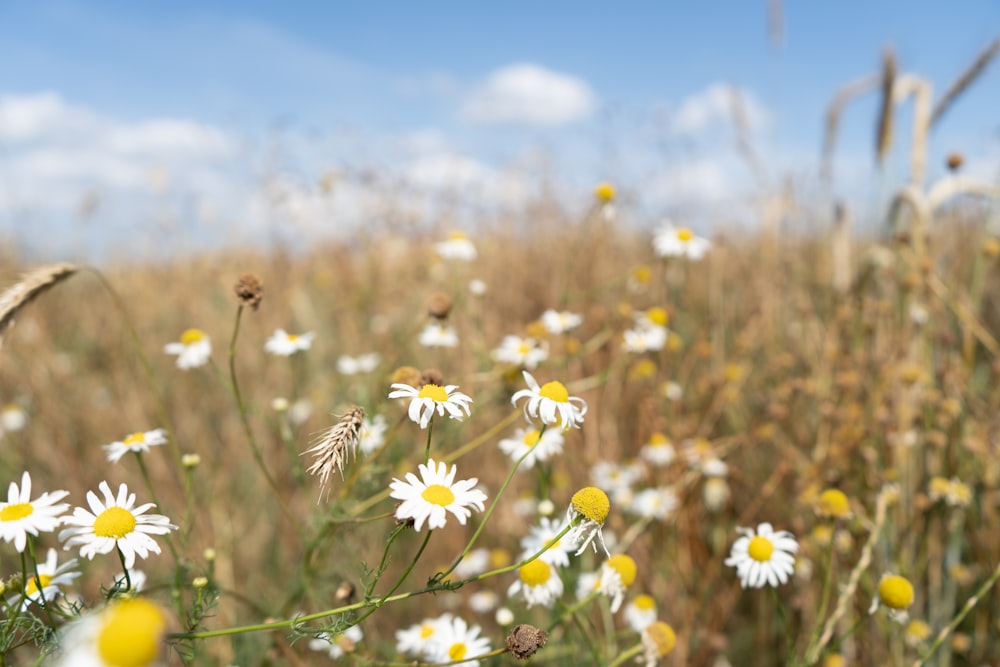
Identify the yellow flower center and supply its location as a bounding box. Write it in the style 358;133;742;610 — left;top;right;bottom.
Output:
123;432;146;446
421;484;456;507
906;619;931;642
646;622;676;657
287;334;299;342
419;624;435;639
634;594;656;610
417;384;449;403
94;507;137;538
26;573;53;596
630;265;652;284
448;230;468;241
571;487;610;524
747;535;774;562
645;307;668;326
518;342;532;354
0;503;33;522
448;643;467;660
179;329;205;345
594;182;616;202
879;575;915;610
519;559;552;586
676;228;694;242
522;430;541;448
607;554;637;587
96;598;166;667
648;433;669;446
816;489;850;518
539;381;569;403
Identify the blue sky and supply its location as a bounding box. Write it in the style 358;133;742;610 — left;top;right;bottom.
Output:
0;1;997;259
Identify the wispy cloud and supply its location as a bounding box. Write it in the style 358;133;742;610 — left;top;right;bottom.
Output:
671;83;769;135
461;63;596;126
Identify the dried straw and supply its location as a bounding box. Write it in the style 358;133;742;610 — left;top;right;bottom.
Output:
931;38;1000;128
304;406;366;502
0;263;78;347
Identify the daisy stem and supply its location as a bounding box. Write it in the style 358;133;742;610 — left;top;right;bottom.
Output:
25;538;56;626
134;452;180;563
548;591;599;633
770;586;794;663
351;529;433;628
806;529;837;656
424;417;434;463
607;643;643;667
462;522;573;583
364;524;407;600
116;546;132;595
365;647;510;666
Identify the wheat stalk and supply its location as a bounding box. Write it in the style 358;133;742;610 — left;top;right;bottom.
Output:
0;263;78;347
930;37;1000;127
875;48;898;167
304;406;366;503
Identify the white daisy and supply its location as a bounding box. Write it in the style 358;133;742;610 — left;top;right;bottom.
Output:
624;594;658;632
724;522;798;589
59;481;178;570
468;279;487;296
336;352;380;375
54;597;167;667
576;570;601;600
663;381;683;401
454;547;492;578
389;459;487;531
388;382;473;429
622;325;669;353
103;429;167;464
507;558;564;608
498;426;565;468
419;323;459;348
396;614;452;659
358;414;388;456
308;624;363;659
264;329;315;356
435;231;478;261
565;487;611;557
519;516;577;567
640;433;675;466
0;404;27;432
511;371;587;431
641;622;677;664
590;461;642;496
111;568;147;594
492;336;548;370
468;590;499;614
627;487;678;521
540;309;582;335
8;547;80;610
426;616;491;667
0;471;69;552
164;328;211;369
598;554;637;613
653;224;711;260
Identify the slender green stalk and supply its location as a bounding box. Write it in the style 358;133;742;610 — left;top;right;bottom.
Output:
115;546;132;595
607;643;643;667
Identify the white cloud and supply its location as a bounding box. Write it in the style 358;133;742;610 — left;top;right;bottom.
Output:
645;160;731;206
461;63;596;126
672;83;769;135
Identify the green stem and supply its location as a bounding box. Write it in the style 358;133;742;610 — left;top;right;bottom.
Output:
115;546;132;595
607;643;643;667
424;417;434;463
914;559;1000;666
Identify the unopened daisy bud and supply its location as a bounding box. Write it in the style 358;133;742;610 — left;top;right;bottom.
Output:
427;292;453;320
815;489;851;518
495;607;515;626
703;477;730;513
905;619;931;647
566;487;611;556
506;624;548;660
203;548;216;562
642;621;676;663
192;576;208;589
181;454;201;468
233;273;264;311
878;574;914;611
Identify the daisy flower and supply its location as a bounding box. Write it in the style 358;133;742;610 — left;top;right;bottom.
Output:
396;614;452;659
598;554;637;612
498;427;565;468
426;616;491;667
0;404;27;432
435;231;477;261
468;279;487;296
59;482;178;570
511;371;587;431
388;382;473;429
164;328;211;369
0;471;69;552
103;429;167;464
724;522;798;589
519;516;577;567
389;459;487;531
590;461;643;496
336;352;380;375
468;590;499;614
419;322;460;348
264;329;315;356
640;433;675;466
358;414;388;455
663;381;683;401
566;487;611;556
576;570;601;600
869;573;915;623
507;559;564;608
8;547;80;610
642;622;677;665
653;223;711;260
54;597;167;667
492;335;548;370
308;625;363;659
622;325;669;353
540;309;582;335
454;548;492;578
624;594;658;632
627;487;678;521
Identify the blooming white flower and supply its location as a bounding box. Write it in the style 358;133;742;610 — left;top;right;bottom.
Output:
519;516;577;567
436;231;477;261
389;459;487;531
0;471;69;552
454;547;492;579
624;594;658;632
498;426;565;468
396;614;453;659
576;570;601;600
468;279;487;296
622;325;668;353
700;458;729;477
663;381;683;401
590;461;643;496
0;404;27;432
511;371;587;431
724;522;798;589
264;329;315;356
507;558;564;608
641;622;677;665
627;487;678;521
492;336;548;370
308;625;363;659
358;414;388;455
54;597;167;667
59;481;178;570
388;382;473;429
540;309;582;335
164;328;211;369
336;352;380;375
419;323;460;348
598;554;637;612
640;433;675;466
111;569;147;594
468;589;499;614
8;547;80;610
103;429;168;464
425;616;491;667
653;223;711;260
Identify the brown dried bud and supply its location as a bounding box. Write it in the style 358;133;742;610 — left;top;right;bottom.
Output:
391;366;423;388
420;368;445;387
427;292;453;320
946;152;964;172
335;581;355;602
506;624;547;660
234;274;264;311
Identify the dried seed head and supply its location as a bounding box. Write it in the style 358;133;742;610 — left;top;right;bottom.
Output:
427;292;453;319
335;581;355;602
391;366;423;388
420;368;444;387
506;624;548;660
946;152;964;172
304;406;365;502
234;274;264;311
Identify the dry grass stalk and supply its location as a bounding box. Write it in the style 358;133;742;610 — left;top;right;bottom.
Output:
930;37;1000;128
820;74;879;182
875;48;898;167
304;406;365;502
0;263;78;346
892;74;933;187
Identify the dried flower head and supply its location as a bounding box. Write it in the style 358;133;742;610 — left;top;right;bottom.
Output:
428;292;453;320
946;152;964;172
421;368;445;387
392;366;423;388
234;274;263;311
506;624;548;660
304;406;365;502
